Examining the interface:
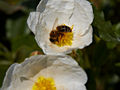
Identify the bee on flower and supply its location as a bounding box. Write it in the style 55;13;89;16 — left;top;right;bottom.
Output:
27;0;94;55
1;55;87;90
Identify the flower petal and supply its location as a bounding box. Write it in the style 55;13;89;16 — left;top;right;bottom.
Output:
27;12;41;34
35;64;87;88
1;55;87;90
75;0;93;24
1;64;17;90
69;0;93;34
72;25;93;48
36;0;49;13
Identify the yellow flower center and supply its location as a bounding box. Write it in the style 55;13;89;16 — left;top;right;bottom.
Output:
49;25;73;47
32;76;56;90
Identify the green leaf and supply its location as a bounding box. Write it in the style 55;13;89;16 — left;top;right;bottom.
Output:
93;7;120;43
114;23;120;41
0;43;13;62
115;63;120;67
106;42;117;49
6;16;29;39
0;60;12;66
10;34;41;52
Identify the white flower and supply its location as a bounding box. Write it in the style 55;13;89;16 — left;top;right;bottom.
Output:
1;55;87;90
27;0;93;55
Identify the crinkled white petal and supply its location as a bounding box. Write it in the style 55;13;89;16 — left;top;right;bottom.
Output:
75;0;93;24
72;25;93;48
27;12;41;34
27;0;94;55
34;64;87;88
37;0;74;13
1;55;87;90
70;0;93;34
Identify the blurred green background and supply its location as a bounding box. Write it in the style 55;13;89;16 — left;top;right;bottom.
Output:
0;0;120;90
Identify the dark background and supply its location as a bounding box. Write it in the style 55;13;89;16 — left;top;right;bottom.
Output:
0;0;120;90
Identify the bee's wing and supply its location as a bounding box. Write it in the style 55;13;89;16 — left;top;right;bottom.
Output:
52;18;58;30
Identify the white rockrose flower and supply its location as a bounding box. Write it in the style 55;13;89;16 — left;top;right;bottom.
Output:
27;0;93;55
1;55;87;90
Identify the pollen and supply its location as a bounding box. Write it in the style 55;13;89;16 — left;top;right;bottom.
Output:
32;76;56;90
49;25;73;47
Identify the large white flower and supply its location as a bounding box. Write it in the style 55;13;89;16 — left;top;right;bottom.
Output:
1;55;87;90
27;0;93;55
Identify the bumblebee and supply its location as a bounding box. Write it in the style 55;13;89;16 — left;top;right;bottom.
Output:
49;24;73;46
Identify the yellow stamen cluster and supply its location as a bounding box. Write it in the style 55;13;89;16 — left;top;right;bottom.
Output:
32;76;56;90
49;25;73;47
55;32;73;47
